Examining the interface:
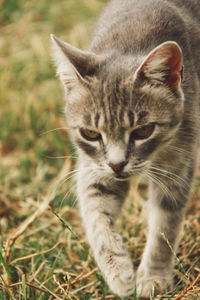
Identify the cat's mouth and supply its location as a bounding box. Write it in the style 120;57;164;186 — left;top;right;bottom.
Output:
114;174;131;181
113;167;145;180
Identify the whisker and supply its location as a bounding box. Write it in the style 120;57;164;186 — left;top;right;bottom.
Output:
167;145;191;156
71;193;78;208
60;187;74;208
46;155;78;160
54;174;78;194
149;166;189;189
59;169;79;179
145;170;177;204
40;127;68;136
149;170;184;195
59;166;98;184
149;169;182;187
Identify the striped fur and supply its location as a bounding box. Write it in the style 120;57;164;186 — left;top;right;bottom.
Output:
52;0;200;297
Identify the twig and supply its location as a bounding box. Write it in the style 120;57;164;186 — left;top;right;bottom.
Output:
0;275;15;299
53;274;69;297
34;279;63;300
4;197;54;262
8;281;56;295
29;261;46;283
49;206;79;239
71;267;98;284
2;173;66;291
174;272;200;300
10;241;60;265
26;282;50;294
71;280;98;294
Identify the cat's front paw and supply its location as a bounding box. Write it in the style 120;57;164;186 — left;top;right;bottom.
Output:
107;265;135;296
104;257;135;296
136;266;173;299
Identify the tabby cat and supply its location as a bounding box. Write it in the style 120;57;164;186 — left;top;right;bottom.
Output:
51;0;200;297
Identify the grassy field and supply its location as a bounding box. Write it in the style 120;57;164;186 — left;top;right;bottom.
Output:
0;0;199;299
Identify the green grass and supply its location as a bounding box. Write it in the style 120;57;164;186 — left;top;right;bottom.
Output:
0;0;199;299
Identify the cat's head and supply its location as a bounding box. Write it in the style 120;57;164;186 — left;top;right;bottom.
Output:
51;35;184;180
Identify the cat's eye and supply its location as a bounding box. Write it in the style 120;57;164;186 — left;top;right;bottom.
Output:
80;128;101;141
132;124;155;140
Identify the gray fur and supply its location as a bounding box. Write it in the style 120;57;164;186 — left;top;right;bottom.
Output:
51;0;200;297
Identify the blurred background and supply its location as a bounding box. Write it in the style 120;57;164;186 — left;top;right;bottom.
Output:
0;0;199;299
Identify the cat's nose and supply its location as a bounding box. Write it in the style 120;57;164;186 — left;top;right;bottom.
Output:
108;161;127;173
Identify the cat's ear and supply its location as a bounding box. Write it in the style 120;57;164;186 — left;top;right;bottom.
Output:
51;34;100;89
135;41;183;91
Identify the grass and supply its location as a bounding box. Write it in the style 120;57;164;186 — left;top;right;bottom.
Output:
0;0;199;299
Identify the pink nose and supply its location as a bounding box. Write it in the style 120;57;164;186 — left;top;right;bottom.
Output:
108;162;126;173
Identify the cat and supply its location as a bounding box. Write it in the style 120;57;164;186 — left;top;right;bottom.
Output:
51;0;200;298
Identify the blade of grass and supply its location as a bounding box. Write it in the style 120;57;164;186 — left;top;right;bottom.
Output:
10;241;60;265
22;274;27;300
0;275;15;300
46;247;63;289
0;290;6;300
0;248;11;280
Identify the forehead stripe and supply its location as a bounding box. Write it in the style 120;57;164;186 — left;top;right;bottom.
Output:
122;87;129;106
128;110;134;127
138;111;148;123
84;114;92;126
95;112;100;128
119;109;124;123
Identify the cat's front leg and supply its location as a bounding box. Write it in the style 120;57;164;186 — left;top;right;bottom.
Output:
136;176;191;299
77;165;135;297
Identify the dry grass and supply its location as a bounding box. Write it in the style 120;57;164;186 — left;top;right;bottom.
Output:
0;0;199;299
